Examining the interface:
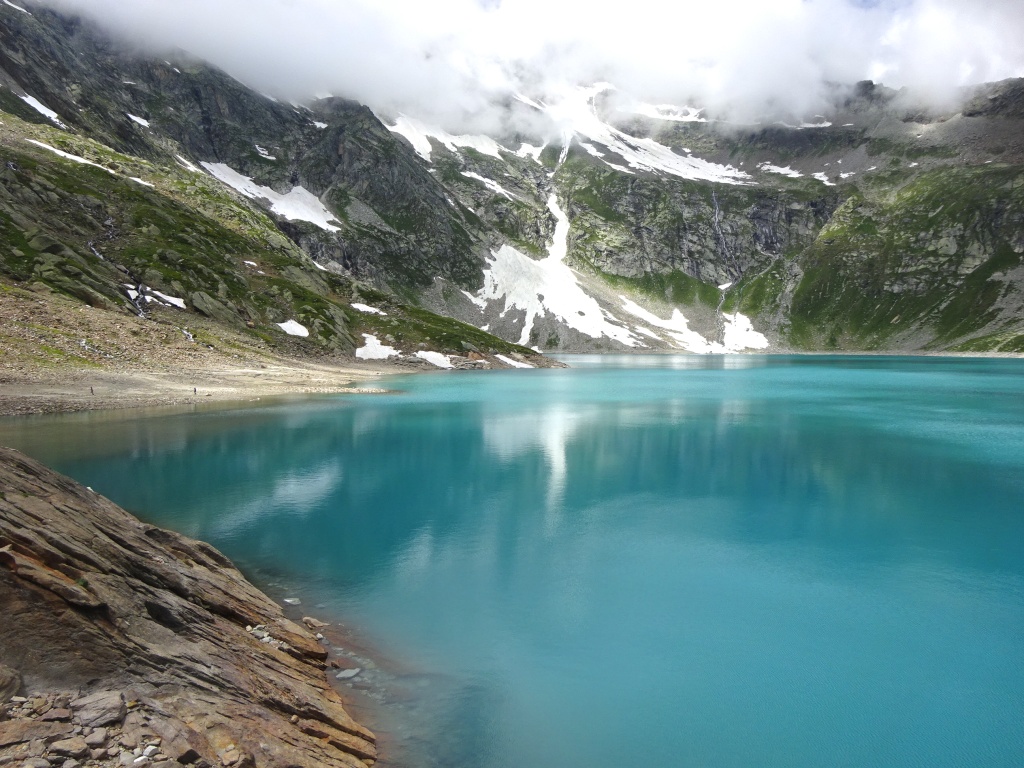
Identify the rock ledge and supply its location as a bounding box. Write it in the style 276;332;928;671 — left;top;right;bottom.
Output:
0;447;376;768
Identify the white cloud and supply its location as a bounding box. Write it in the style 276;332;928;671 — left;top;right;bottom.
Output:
46;0;1024;131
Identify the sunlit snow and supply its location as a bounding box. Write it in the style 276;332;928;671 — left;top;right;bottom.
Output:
3;0;30;13
20;96;65;128
386;115;504;162
356;334;399;360
126;113;150;128
201;162;341;232
129;177;154;188
416;351;454;369
312;121;328;129
277;320;309;337
461;171;516;200
351;303;387;316
466;196;640;347
812;172;835;186
26;140;114;174
255;144;277;160
495;354;533;369
723;312;769;350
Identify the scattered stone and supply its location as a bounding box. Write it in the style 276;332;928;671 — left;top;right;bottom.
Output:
301;617;328;629
142;745;158;757
70;691;125;728
49;736;89;759
289;715;298;724
334;669;361;681
219;748;240;766
61;760;80;768
9;698;27;705
89;749;107;760
22;759;50;768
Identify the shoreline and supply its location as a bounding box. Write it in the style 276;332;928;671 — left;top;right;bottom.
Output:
5;348;1022;418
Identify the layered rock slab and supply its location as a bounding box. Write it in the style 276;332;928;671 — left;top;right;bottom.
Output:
0;447;376;768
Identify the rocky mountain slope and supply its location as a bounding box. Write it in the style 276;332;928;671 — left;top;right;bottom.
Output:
0;446;376;768
1;1;1022;356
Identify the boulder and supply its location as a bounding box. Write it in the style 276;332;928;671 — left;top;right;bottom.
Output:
70;691;125;728
49;736;89;758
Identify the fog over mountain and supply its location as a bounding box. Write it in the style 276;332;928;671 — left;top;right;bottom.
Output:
40;0;1024;131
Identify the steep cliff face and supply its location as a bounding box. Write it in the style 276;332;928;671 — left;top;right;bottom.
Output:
0;447;377;768
1;1;1023;356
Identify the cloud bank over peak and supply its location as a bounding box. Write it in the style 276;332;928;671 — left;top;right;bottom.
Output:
44;0;1024;132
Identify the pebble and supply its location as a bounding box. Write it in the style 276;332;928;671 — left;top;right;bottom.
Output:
143;745;158;757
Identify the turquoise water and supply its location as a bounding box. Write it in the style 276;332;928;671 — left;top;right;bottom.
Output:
3;355;1024;767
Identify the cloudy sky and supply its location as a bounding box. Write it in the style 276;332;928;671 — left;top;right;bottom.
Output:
46;0;1024;129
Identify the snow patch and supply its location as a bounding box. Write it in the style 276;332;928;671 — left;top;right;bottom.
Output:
461;171;516;200
718;282;733;290
20;96;65;128
351;303;387;316
758;162;803;178
467;196;640;347
255;144;277;160
723;312;769;351
175;155;201;173
26;140;114;174
840;172;855;179
515;143;544;162
129;177;154;188
496;354;533;369
277;320;309;338
200;163;341;232
416;351;454;369
244;260;258;267
543;85;748;184
2;1;30;14
627;103;707;123
356;334;399;360
312;121;328;129
126;113;150;128
151;290;185;308
812;172;835;186
386;115;503;162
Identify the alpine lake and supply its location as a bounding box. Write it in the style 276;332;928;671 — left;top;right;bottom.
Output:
2;354;1023;768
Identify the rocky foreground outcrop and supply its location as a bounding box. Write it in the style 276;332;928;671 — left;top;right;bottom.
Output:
0;447;376;768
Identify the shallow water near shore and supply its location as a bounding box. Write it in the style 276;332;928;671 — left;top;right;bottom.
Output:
3;354;1024;768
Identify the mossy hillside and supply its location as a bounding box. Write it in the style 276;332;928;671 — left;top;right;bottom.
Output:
596;269;721;307
789;166;1024;349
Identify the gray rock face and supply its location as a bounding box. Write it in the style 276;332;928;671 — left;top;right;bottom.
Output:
0;447;376;768
0;663;20;704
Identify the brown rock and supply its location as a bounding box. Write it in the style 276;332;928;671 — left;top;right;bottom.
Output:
0;448;376;768
0;720;71;748
38;709;72;722
49;736;89;758
83;727;107;747
302;617;328;629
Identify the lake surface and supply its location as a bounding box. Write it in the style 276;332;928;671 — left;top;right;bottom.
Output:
3;355;1024;768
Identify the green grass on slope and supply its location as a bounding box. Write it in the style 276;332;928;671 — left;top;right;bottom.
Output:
789;165;1024;350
